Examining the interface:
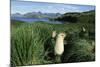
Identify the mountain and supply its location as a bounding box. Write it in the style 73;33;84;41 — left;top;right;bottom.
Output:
11;12;61;19
23;12;61;18
11;13;23;18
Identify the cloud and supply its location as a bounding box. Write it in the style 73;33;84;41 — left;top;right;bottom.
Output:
48;6;53;9
11;1;95;14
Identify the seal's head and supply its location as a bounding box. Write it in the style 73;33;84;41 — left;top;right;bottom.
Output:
58;32;66;39
52;31;56;38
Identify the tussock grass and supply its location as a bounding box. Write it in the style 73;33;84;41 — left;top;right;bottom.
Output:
11;21;95;66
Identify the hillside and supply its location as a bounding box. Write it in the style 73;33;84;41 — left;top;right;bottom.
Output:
11;21;95;66
54;10;95;24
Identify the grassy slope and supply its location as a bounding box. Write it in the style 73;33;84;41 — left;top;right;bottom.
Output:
11;20;95;66
54;10;95;24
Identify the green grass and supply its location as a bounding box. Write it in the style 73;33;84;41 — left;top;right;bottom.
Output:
11;21;95;66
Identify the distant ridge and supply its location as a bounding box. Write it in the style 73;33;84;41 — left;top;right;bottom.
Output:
54;10;95;23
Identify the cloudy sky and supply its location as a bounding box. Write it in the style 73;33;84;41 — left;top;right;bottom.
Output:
11;1;95;14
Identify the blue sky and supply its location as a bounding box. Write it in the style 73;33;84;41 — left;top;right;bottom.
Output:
11;1;95;14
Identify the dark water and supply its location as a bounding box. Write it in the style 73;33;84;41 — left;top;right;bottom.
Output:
11;17;62;24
